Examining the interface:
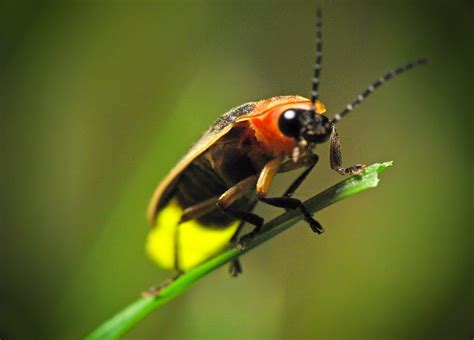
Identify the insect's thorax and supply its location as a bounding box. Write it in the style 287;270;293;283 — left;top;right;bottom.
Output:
203;124;273;185
246;100;326;158
248;109;296;158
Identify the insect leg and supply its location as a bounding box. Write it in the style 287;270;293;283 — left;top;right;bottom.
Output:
180;175;258;223
235;157;283;247
179;175;262;227
258;196;324;234
174;176;260;273
229;227;243;275
238;156;322;248
142;272;181;297
180;196;219;223
253;157;323;241
278;154;317;173
228;257;243;277
227;200;256;277
279;153;319;198
217;175;263;228
174;226;183;273
176;197;222;273
329;126;366;175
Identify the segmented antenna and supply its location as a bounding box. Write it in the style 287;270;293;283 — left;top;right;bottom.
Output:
331;58;428;124
310;8;323;108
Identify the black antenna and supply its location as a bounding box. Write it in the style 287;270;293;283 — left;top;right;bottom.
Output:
310;8;323;109
331;58;428;124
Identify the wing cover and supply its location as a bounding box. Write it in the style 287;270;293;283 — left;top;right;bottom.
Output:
146;96;312;270
147;96;311;224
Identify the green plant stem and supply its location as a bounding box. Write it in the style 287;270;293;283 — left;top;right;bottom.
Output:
86;162;392;339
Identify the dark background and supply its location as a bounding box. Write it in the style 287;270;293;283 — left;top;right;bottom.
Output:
2;1;472;339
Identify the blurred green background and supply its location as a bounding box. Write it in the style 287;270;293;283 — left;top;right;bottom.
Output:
2;1;472;339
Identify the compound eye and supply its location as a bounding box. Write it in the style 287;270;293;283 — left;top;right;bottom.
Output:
278;109;301;138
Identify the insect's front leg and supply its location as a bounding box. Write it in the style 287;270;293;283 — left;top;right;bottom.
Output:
330;126;366;175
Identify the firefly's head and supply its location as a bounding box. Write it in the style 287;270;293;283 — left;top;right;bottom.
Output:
278;109;332;145
277;107;332;162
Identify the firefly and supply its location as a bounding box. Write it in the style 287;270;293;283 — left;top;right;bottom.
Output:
145;9;427;282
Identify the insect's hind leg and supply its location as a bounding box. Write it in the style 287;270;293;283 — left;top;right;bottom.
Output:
216;203;265;254
173;224;185;274
143;272;181;297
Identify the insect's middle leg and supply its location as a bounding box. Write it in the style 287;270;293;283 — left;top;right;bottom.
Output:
217;175;263;229
237;156;322;248
175;175;261;275
179;175;263;258
228;201;257;277
255;156;326;240
179;174;260;225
